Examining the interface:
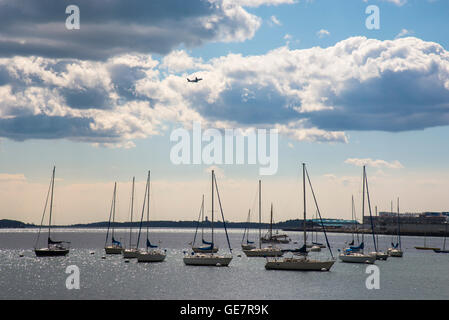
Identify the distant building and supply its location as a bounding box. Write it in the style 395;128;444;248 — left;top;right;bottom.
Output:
365;211;448;225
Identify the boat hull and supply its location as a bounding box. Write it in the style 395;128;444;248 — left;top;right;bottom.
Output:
388;249;403;257
265;258;335;271
370;251;388;260
137;250;166;262
414;246;440;251
123;249;139;259
192;247;218;253
183;254;232;266
105;246;123;254
34;248;69;257
339;253;375;264
243;248;283;257
241;244;256;250
433;249;449;253
261;238;290;244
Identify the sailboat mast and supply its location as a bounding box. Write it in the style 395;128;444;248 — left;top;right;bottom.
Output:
129;177;135;249
146;171;150;251
112;182;116;240
397;197;401;250
270;203;273;239
48;166;55;243
211;170;214;246
443;218;447;251
201;194;205;242
351;195;355;243
303;163;306;247
259;179;261;249
362;166;365;245
374;206;379;247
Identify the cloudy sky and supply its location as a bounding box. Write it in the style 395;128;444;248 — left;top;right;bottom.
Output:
1;0;449;225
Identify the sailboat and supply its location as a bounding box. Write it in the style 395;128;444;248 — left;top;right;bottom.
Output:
123;177;139;259
184;170;233;266
104;182;124;254
242;180;283;257
309;211;324;251
388;198;404;257
34;166;70;257
369;205;388;260
260;203;290;244
265;163;335;271
339;166;376;264
241;209;256;250
136;170;166;262
191;195;218;253
347;195;360;247
414;230;440;251
433;222;449;253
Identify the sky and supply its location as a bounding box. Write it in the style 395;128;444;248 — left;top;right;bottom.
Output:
1;0;449;225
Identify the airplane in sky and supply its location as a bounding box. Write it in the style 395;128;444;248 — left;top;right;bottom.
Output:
187;77;202;83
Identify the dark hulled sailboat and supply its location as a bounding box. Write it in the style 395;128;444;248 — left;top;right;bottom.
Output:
34;166;70;257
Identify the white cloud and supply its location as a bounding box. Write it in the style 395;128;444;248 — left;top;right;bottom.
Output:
0;173;26;181
316;29;330;38
233;0;296;7
363;0;406;6
395;28;414;38
344;158;404;169
269;15;282;26
1;37;449;147
160;50;205;73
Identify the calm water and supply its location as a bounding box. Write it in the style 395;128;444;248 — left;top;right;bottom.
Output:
0;228;448;300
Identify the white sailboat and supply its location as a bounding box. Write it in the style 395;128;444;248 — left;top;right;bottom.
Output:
339;166;376;264
184;170;233;266
34;166;70;257
123;177;139;259
191;195;218;253
104;182;124;254
241;209;256;250
243;180;283;257
260;200;290;244
265;163;336;271
388;197;404;257
369;205;388;260
136;171;166;262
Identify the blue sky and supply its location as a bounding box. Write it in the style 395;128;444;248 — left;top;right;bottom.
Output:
1;0;449;224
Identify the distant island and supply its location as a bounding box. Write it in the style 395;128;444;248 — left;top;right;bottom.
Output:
0;218;314;230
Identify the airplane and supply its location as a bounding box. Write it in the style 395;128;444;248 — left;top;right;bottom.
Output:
187;77;202;83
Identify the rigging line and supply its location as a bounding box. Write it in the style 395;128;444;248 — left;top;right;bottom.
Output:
213;172;232;253
128;177;135;249
192;195;204;247
246;182;259;242
104;182;116;247
241;209;251;244
305;166;334;259
364;166;378;252
34;171;53;248
146;171;151;249
136;172;149;249
48;166;55;242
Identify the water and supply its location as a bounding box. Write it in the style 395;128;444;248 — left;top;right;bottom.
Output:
0;228;448;299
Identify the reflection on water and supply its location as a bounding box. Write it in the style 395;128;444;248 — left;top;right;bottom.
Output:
0;229;448;299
